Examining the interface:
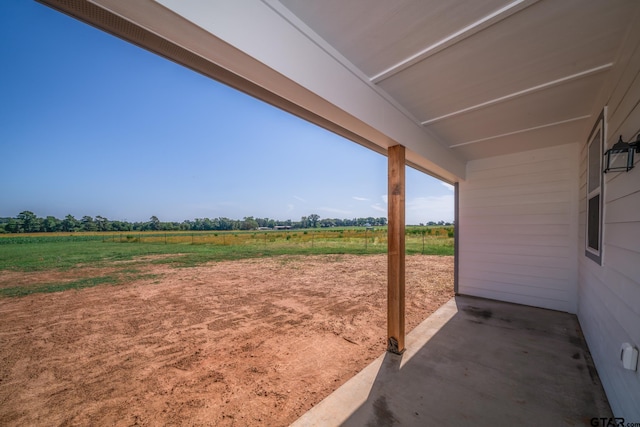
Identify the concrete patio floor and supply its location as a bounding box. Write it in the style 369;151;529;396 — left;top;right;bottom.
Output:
291;295;612;426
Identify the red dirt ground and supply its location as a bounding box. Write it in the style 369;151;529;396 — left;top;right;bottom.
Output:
0;254;453;426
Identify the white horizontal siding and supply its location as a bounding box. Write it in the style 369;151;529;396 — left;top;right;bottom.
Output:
577;21;640;419
459;257;571;286
463;190;573;208
459;144;579;313
605;191;640;224
578;273;634;420
579;262;640;420
460;247;571;263
580;259;640;343
459;263;572;285
463;223;574;236
463;169;573;190
462;233;571;249
460;213;571;226
605;222;640;253
461;284;573;313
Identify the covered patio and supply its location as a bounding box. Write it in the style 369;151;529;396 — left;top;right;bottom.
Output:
39;0;640;422
293;295;612;426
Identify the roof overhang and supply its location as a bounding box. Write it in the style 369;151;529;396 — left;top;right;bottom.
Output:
38;0;640;183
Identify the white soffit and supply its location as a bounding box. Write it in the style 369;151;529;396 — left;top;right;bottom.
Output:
278;0;639;160
52;0;640;174
280;0;519;79
426;72;608;145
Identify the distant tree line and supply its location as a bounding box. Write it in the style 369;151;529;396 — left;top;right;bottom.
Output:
418;221;452;226
0;211;400;234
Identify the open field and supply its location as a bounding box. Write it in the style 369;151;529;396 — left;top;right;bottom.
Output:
0;228;453;296
0;227;453;250
0;233;454;426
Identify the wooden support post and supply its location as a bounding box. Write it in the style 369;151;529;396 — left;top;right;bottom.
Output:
387;144;405;354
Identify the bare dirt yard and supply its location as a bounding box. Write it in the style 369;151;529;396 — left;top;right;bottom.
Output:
0;254;453;426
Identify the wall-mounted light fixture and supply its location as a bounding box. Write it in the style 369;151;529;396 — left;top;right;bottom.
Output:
603;135;639;173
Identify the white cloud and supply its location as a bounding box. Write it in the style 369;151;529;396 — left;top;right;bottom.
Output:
293;196;306;202
406;195;454;224
370;203;386;213
381;195;388;204
319;206;353;215
441;182;454;192
352;196;369;201
286;204;294;212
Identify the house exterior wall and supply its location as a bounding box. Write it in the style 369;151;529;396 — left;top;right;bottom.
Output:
577;31;640;419
458;144;580;313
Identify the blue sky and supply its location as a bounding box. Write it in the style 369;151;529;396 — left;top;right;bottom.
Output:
0;1;453;225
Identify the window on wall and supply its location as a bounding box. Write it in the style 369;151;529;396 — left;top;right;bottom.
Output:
585;109;605;265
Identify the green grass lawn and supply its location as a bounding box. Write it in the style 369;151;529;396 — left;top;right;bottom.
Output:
0;228;453;297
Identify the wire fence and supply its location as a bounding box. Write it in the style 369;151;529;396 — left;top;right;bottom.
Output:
0;227;454;254
102;228;454;254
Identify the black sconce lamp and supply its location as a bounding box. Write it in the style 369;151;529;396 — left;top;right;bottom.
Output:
603;134;640;173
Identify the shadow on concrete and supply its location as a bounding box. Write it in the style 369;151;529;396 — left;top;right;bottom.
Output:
292;296;612;426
